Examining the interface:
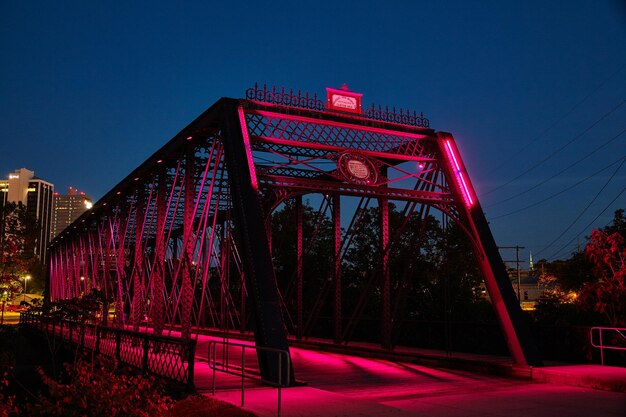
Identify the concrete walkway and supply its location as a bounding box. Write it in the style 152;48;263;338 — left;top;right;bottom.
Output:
191;333;626;417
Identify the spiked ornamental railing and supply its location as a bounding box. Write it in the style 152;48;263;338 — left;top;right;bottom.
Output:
245;83;430;128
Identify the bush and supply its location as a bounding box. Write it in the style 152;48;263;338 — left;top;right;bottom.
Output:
28;358;171;417
0;371;19;417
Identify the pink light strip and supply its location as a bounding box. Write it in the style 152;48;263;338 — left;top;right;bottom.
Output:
237;105;259;191
444;140;474;207
458;172;474;206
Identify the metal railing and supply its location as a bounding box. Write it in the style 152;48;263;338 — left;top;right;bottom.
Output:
208;340;290;417
590;327;626;366
20;312;196;391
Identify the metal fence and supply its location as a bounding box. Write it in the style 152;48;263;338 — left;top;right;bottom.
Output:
20;312;196;391
590;327;626;366
208;340;290;417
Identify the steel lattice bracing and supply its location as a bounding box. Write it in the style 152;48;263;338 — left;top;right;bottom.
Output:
48;89;541;386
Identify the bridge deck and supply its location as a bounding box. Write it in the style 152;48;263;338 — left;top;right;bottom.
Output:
192;333;626;417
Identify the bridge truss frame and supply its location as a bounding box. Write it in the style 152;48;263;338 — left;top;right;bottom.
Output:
47;87;541;383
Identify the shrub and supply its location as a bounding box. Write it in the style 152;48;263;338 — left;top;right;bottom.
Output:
0;371;18;417
28;358;171;417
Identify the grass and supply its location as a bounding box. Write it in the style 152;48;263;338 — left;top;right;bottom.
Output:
167;395;258;417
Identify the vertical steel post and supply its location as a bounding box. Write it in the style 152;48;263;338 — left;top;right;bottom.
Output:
80;233;89;294
296;195;303;340
43;242;52;307
131;191;145;331
220;224;230;331
87;230;97;292
379;197;391;349
436;132;542;366
63;243;70;299
72;239;81;297
221;99;293;385
114;212;128;327
152;170;167;335
333;194;342;344
181;147;195;339
56;244;64;300
102;223;113;326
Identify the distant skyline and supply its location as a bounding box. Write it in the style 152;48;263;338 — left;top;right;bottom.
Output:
1;1;625;263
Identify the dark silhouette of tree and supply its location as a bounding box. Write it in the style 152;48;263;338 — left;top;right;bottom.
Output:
271;199;334;333
270;199;488;343
533;209;626;326
543;252;594;292
0;202;39;299
535;210;625;298
602;208;626;239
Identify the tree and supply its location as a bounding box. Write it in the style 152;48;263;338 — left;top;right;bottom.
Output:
602;208;626;239
271;199;334;333
270;199;495;347
580;229;626;327
543;252;594;292
0;203;38;300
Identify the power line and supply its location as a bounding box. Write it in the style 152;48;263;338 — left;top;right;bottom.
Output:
545;186;626;261
488;156;625;220
535;158;626;258
486;127;626;208
498;245;525;303
482;97;626;197
486;62;626;177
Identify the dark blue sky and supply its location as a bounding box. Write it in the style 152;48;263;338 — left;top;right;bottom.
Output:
1;1;625;263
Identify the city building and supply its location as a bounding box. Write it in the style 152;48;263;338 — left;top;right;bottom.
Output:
0;168;54;262
50;187;93;239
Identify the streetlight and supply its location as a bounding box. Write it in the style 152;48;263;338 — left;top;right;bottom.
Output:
23;275;31;302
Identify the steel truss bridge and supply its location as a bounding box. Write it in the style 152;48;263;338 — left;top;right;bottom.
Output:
47;84;542;384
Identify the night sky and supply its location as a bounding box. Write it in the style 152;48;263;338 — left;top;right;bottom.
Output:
1;1;625;264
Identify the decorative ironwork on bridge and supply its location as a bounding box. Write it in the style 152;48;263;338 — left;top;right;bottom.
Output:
245;83;430;128
46;84;541;385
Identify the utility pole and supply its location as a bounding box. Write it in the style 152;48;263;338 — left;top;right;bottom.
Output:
499;246;525;304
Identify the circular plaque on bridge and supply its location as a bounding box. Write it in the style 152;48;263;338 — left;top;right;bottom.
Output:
338;153;378;185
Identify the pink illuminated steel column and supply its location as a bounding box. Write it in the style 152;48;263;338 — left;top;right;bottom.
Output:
181;148;196;339
333;194;342;344
72;239;81;297
152;172;167;335
379;197;391;349
57;243;67;299
114;213;128;327
131;193;146;331
87;231;96;292
436;132;541;367
102;223;113;326
80;233;89;294
296;195;304;340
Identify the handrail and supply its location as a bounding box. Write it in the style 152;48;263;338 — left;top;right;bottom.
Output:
589;327;626;366
208;340;290;417
20;312;196;391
